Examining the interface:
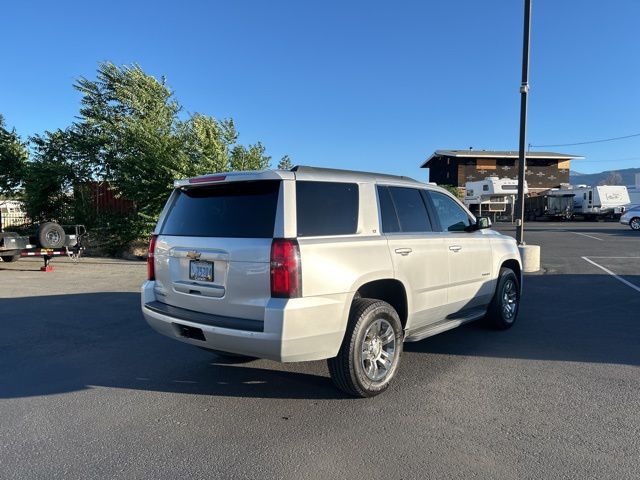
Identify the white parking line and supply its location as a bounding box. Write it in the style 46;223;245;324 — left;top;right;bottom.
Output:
567;231;603;241
587;256;640;259
581;256;640;293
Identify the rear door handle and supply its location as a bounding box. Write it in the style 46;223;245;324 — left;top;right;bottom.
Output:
449;245;462;252
394;248;412;256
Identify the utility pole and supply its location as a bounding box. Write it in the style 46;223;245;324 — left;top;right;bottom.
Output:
515;0;532;245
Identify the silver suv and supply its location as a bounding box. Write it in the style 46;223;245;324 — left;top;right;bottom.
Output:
141;166;522;397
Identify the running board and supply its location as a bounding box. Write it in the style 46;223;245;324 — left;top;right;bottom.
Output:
404;308;487;343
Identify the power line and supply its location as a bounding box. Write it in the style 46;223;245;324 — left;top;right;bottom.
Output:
530;132;640;148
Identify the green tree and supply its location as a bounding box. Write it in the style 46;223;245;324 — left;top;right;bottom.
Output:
24;130;77;222
441;184;463;200
7;63;276;250
277;155;293;170
229;142;271;171
73;63;186;218
180;113;238;174
72;62;272;221
0;115;29;197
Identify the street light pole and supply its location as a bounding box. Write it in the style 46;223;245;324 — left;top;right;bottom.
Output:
515;0;532;245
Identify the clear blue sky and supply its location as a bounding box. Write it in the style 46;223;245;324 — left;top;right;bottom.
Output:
2;0;639;177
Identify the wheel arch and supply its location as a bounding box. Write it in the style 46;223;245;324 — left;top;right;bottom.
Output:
500;257;522;294
352;278;409;330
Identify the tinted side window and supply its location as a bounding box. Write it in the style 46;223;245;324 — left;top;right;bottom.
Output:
388;187;432;233
296;181;358;236
428;191;472;232
377;186;400;233
161;181;280;238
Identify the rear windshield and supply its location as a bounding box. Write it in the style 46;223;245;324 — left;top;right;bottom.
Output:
296;181;359;236
160;181;280;238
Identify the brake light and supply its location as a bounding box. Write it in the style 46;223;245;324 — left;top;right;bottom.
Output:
147;235;158;280
270;239;301;298
189;175;226;184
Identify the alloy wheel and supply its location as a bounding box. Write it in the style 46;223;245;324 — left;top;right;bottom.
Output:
502;279;518;321
361;318;396;381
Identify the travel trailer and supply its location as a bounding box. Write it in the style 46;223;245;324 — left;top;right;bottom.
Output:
553;185;630;218
626;173;640;207
627;187;640;207
464;177;528;218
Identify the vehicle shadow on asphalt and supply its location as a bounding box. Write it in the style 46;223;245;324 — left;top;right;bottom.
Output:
0;291;343;400
405;274;640;367
0;259;145;271
1;273;639;400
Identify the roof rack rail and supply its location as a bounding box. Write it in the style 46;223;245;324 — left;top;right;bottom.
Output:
290;165;418;183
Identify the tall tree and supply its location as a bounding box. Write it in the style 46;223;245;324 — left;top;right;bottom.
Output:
277;155;293;170
0;115;29;197
24;130;77;222
72;62;272;219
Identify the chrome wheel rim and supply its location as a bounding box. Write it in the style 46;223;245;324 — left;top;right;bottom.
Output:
631;218;640;230
46;230;61;245
361;318;396;381
502;279;518;321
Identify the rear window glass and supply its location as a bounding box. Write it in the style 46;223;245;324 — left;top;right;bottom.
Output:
387;187;432;233
377;186;400;233
296;181;358;236
160;181;280;238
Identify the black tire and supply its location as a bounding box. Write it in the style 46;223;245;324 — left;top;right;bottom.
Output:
327;298;403;398
630;217;640;231
1;255;20;262
485;267;520;329
36;222;66;248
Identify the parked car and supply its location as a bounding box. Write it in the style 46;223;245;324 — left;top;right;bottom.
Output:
141;166;522;397
620;205;640;231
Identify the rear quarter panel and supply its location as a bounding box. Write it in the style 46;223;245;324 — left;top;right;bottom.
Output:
297;236;394;297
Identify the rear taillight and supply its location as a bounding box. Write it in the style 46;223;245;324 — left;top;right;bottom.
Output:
147;235;158;281
270;239;301;298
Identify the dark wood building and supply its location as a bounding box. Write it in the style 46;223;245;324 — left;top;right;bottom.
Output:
421;150;583;191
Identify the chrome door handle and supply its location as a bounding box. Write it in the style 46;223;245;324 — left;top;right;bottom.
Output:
449;245;462;252
394;248;412;256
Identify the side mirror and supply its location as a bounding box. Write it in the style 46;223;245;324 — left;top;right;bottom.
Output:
476;216;492;230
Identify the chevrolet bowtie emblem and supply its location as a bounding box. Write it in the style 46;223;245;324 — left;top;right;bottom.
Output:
186;251;201;260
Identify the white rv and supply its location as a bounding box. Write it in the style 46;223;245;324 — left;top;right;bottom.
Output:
627;187;640;207
553;185;630;218
0;200;27;230
625;173;640;207
464;177;528;217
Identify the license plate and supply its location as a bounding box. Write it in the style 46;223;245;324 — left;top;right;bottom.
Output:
189;260;214;282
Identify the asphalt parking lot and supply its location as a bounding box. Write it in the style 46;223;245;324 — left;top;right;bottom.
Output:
1;222;639;479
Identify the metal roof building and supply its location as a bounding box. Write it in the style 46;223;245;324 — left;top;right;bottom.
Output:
421;150;584;191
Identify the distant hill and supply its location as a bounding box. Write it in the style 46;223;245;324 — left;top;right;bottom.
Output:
570;167;640;187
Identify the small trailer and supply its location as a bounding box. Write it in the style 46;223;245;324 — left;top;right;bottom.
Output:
464;176;529;220
524;191;575;221
553;185;630;219
0;222;85;271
